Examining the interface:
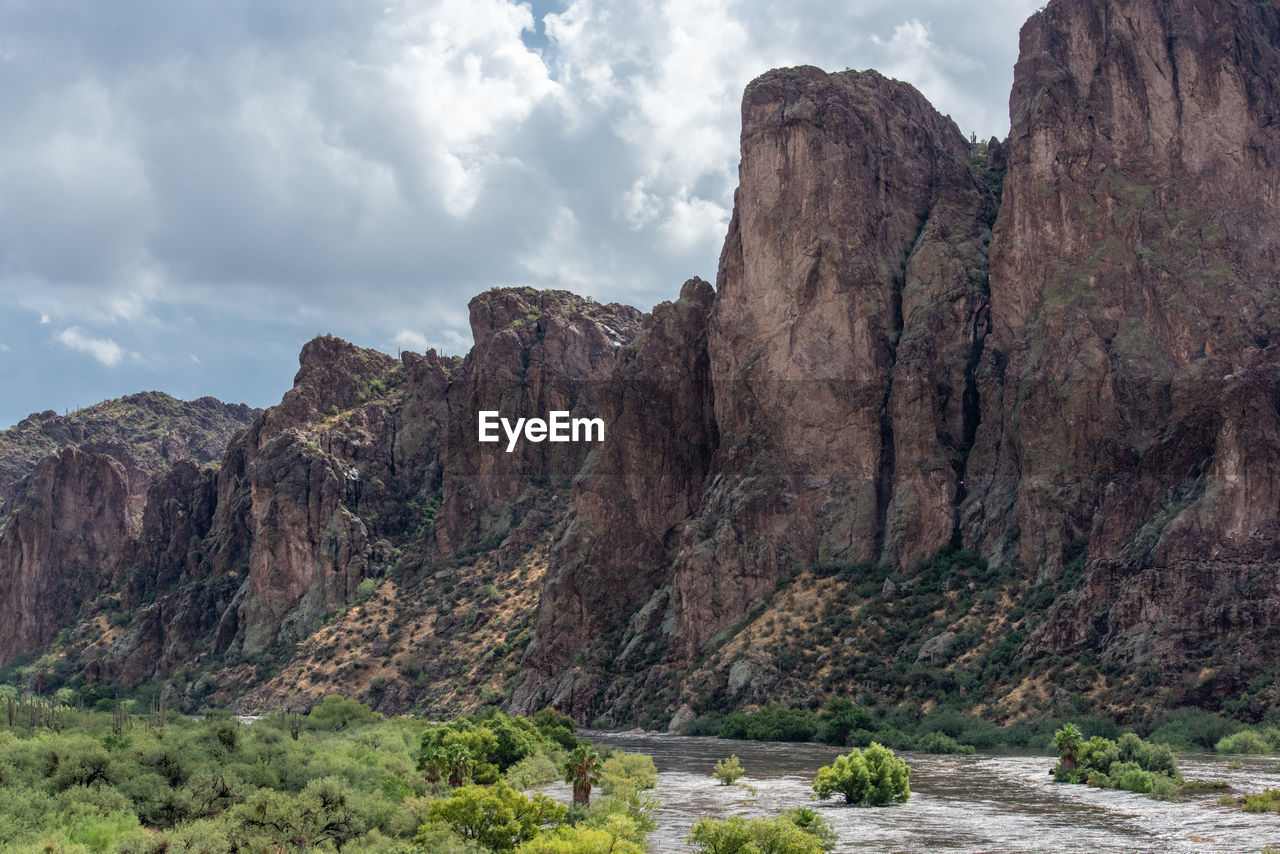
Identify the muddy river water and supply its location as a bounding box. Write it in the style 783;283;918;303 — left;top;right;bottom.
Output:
547;732;1280;853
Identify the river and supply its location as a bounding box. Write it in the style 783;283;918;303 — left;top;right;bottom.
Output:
548;732;1280;853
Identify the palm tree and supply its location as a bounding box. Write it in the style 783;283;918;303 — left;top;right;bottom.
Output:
442;743;476;788
562;744;602;806
1053;723;1083;772
421;743;476;787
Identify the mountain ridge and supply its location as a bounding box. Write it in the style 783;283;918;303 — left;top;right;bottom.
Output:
3;0;1280;730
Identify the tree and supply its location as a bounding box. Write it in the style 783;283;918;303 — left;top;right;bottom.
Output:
563;744;602;806
599;752;657;796
307;695;378;731
427;782;567;851
812;752;870;805
1052;724;1084;773
812;743;909;806
233;776;367;852
712;755;744;786
862;743;910;805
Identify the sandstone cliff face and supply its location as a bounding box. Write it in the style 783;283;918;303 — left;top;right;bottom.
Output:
968;0;1280;701
0;448;133;665
435;288;643;555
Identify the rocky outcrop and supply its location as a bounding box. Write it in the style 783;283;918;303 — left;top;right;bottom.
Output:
0;392;257;519
967;0;1280;697
0;394;256;670
0;448;133;665
435;288;643;555
511;278;718;715
670;66;995;658
510;66;998;720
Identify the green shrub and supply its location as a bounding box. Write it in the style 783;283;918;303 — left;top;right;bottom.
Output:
504;752;562;790
427;782;566;851
718;705;818;743
816;698;873;746
1117;732;1178;778
1216;730;1276;755
712;755;744;786
912;731;975;755
1148;709;1241;751
1109;761;1156;794
688;814;830;854
514;823;645;854
1150;775;1180;801
355;578;380;601
1241;788;1280;813
599;752;656;796
307;695;379;731
812;743;909;806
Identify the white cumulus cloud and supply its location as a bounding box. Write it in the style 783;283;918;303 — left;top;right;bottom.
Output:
56;327;125;367
393;330;432;352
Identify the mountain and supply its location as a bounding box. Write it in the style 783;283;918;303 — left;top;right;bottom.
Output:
3;0;1279;728
0;393;258;669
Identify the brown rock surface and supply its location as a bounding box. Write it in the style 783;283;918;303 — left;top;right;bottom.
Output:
435;288;643;555
0;448;132;665
973;0;1280;694
511;278;718;716
0;392;257;519
671;66;995;658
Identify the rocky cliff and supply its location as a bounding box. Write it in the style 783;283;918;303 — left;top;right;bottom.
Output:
511;0;1280;723
973;0;1280;709
0;395;257;668
0;448;133;665
4;0;1280;728
512;65;999;719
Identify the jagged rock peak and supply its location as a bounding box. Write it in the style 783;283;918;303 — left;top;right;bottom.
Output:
265;335;400;432
466;286;644;351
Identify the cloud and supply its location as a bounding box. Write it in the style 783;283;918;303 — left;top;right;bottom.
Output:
55;327;125;367
1;0;1044;423
0;343;9;352
393;330;431;353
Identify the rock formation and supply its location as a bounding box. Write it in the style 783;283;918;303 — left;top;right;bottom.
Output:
967;0;1280;706
0;392;257;519
435;288;643;555
512;278;718;714
0;448;133;664
513;66;998;718
4;0;1280;726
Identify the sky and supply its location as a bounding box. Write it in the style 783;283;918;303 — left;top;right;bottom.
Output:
0;0;1043;429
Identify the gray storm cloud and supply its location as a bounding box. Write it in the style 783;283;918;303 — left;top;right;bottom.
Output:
0;0;1040;427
